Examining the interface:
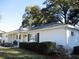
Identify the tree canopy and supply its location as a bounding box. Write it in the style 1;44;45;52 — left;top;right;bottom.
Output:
44;0;79;25
22;6;44;27
22;0;79;28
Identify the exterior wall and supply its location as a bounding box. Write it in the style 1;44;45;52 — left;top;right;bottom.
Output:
27;25;79;49
6;32;28;43
0;33;3;43
0;31;5;43
2;33;8;43
29;27;67;47
39;28;67;47
66;28;79;49
7;34;13;43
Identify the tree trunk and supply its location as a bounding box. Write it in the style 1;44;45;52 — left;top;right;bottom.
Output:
64;14;67;24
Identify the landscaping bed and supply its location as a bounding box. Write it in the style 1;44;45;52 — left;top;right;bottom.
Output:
19;42;79;59
19;42;56;55
0;46;79;59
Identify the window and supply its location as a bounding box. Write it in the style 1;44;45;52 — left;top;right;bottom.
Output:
16;35;18;39
16;34;21;39
6;35;8;38
23;35;27;39
0;33;2;37
24;35;27;37
19;35;21;39
71;31;74;36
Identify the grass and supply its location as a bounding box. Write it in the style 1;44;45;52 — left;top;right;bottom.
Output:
0;47;51;59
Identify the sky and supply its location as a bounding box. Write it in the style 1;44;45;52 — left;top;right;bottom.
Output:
0;0;45;32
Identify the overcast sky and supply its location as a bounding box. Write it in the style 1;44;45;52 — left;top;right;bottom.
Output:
0;0;45;32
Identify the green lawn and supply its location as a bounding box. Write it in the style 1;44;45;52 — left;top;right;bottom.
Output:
0;47;51;59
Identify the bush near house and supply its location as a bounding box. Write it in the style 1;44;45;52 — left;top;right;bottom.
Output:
13;40;18;46
19;42;56;55
72;46;79;55
19;42;79;59
39;42;56;55
1;43;13;47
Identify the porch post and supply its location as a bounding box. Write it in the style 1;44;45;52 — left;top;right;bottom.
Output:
28;34;29;42
37;33;39;43
12;33;13;44
17;33;20;47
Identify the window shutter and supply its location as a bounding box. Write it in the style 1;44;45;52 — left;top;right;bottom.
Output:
37;33;39;42
28;34;31;42
28;34;30;42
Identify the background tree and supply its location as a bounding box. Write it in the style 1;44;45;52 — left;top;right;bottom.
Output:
22;6;59;28
44;0;79;25
41;7;59;24
22;0;79;28
68;9;79;25
22;6;44;28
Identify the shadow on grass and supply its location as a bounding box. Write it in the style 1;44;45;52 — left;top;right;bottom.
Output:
0;47;51;59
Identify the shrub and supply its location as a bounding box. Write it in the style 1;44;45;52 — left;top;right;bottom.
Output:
39;42;56;55
19;42;56;55
72;46;79;55
56;45;66;56
20;42;27;49
1;43;13;47
13;40;18;46
19;42;39;51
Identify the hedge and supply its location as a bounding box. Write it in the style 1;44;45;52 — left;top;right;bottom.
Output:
19;42;56;55
72;46;79;55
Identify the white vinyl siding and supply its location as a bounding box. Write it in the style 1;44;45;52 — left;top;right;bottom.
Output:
39;28;67;47
67;29;79;49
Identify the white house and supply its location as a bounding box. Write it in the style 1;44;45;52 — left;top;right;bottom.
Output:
1;23;79;49
28;23;79;49
5;29;28;44
0;30;6;43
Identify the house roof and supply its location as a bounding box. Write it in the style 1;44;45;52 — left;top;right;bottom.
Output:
28;23;79;32
29;23;63;30
7;28;29;34
0;30;6;33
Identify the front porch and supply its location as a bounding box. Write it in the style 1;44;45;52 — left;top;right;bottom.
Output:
3;30;28;47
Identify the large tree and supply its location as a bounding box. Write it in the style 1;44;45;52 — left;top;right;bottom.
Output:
22;6;59;28
41;7;59;24
22;6;42;27
22;0;79;28
44;0;79;25
68;9;79;25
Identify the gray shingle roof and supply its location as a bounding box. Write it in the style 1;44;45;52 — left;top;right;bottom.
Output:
29;23;63;30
